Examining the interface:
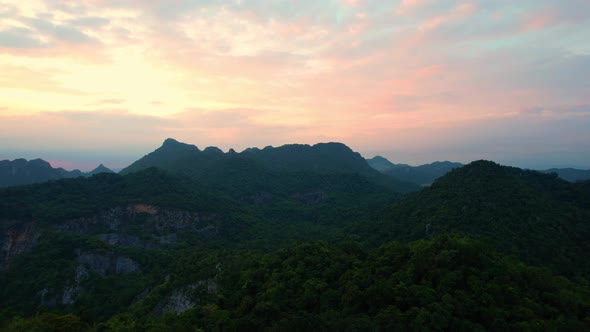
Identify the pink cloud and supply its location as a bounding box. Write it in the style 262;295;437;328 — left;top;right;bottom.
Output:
522;12;556;31
416;64;444;77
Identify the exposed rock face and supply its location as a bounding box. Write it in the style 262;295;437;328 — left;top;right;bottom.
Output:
1;222;38;271
155;280;218;315
62;265;89;305
56;207;127;233
56;204;217;248
38;288;57;308
78;252;111;276
95;233;143;247
157;234;178;245
78;251;140;276
116;256;140;274
292;190;327;206
158;286;197;314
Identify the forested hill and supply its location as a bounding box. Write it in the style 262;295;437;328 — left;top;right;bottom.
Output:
3;236;589;331
361;160;590;276
121;138;420;193
1;155;589;330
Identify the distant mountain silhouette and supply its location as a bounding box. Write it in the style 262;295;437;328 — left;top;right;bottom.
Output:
367;156;590;184
0;159;115;187
0;159;83;187
542;168;590;182
122;138;420;193
367;156;463;186
86;164;114;176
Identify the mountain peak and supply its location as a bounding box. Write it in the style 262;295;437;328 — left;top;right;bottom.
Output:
88;164;114;176
203;146;223;155
163;138;180;146
120;139;200;174
369;156;390;163
158;138;200;152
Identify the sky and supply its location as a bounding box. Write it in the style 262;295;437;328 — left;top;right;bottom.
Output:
1;0;589;171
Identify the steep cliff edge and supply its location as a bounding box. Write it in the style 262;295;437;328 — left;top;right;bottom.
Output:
0;222;38;271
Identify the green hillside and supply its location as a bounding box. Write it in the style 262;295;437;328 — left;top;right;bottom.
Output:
361;160;590;276
1;151;589;330
122;139;420;193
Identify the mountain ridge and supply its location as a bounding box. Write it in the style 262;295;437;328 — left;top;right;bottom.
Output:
122;139;421;193
368;155;590;185
367;156;463;186
0;159;114;187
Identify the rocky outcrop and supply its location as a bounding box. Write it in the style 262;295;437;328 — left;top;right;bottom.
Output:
62;265;89;305
56;204;218;248
77;251;140;276
1;203;218;272
116;256;140;274
95;233;143;247
1;222;38;271
155;280;218;315
56;207;128;233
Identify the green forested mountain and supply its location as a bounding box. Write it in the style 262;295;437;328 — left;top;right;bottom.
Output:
368;155;590;185
122;139;420;193
3;236;589;331
1;146;589;330
361;160;590;276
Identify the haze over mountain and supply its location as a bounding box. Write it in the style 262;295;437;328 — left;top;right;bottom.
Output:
0;159;114;187
367;156;464;186
86;164;115;176
541;168;590;183
368;155;590;186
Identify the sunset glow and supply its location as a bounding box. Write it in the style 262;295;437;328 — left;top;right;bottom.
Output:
1;0;589;170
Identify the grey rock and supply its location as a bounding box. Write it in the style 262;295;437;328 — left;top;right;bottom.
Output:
115;256;140;274
156;234;178;245
156;280;218;315
78;252;111;276
61;264;88;305
95;233;143;247
55;204;219;248
0;222;38;271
